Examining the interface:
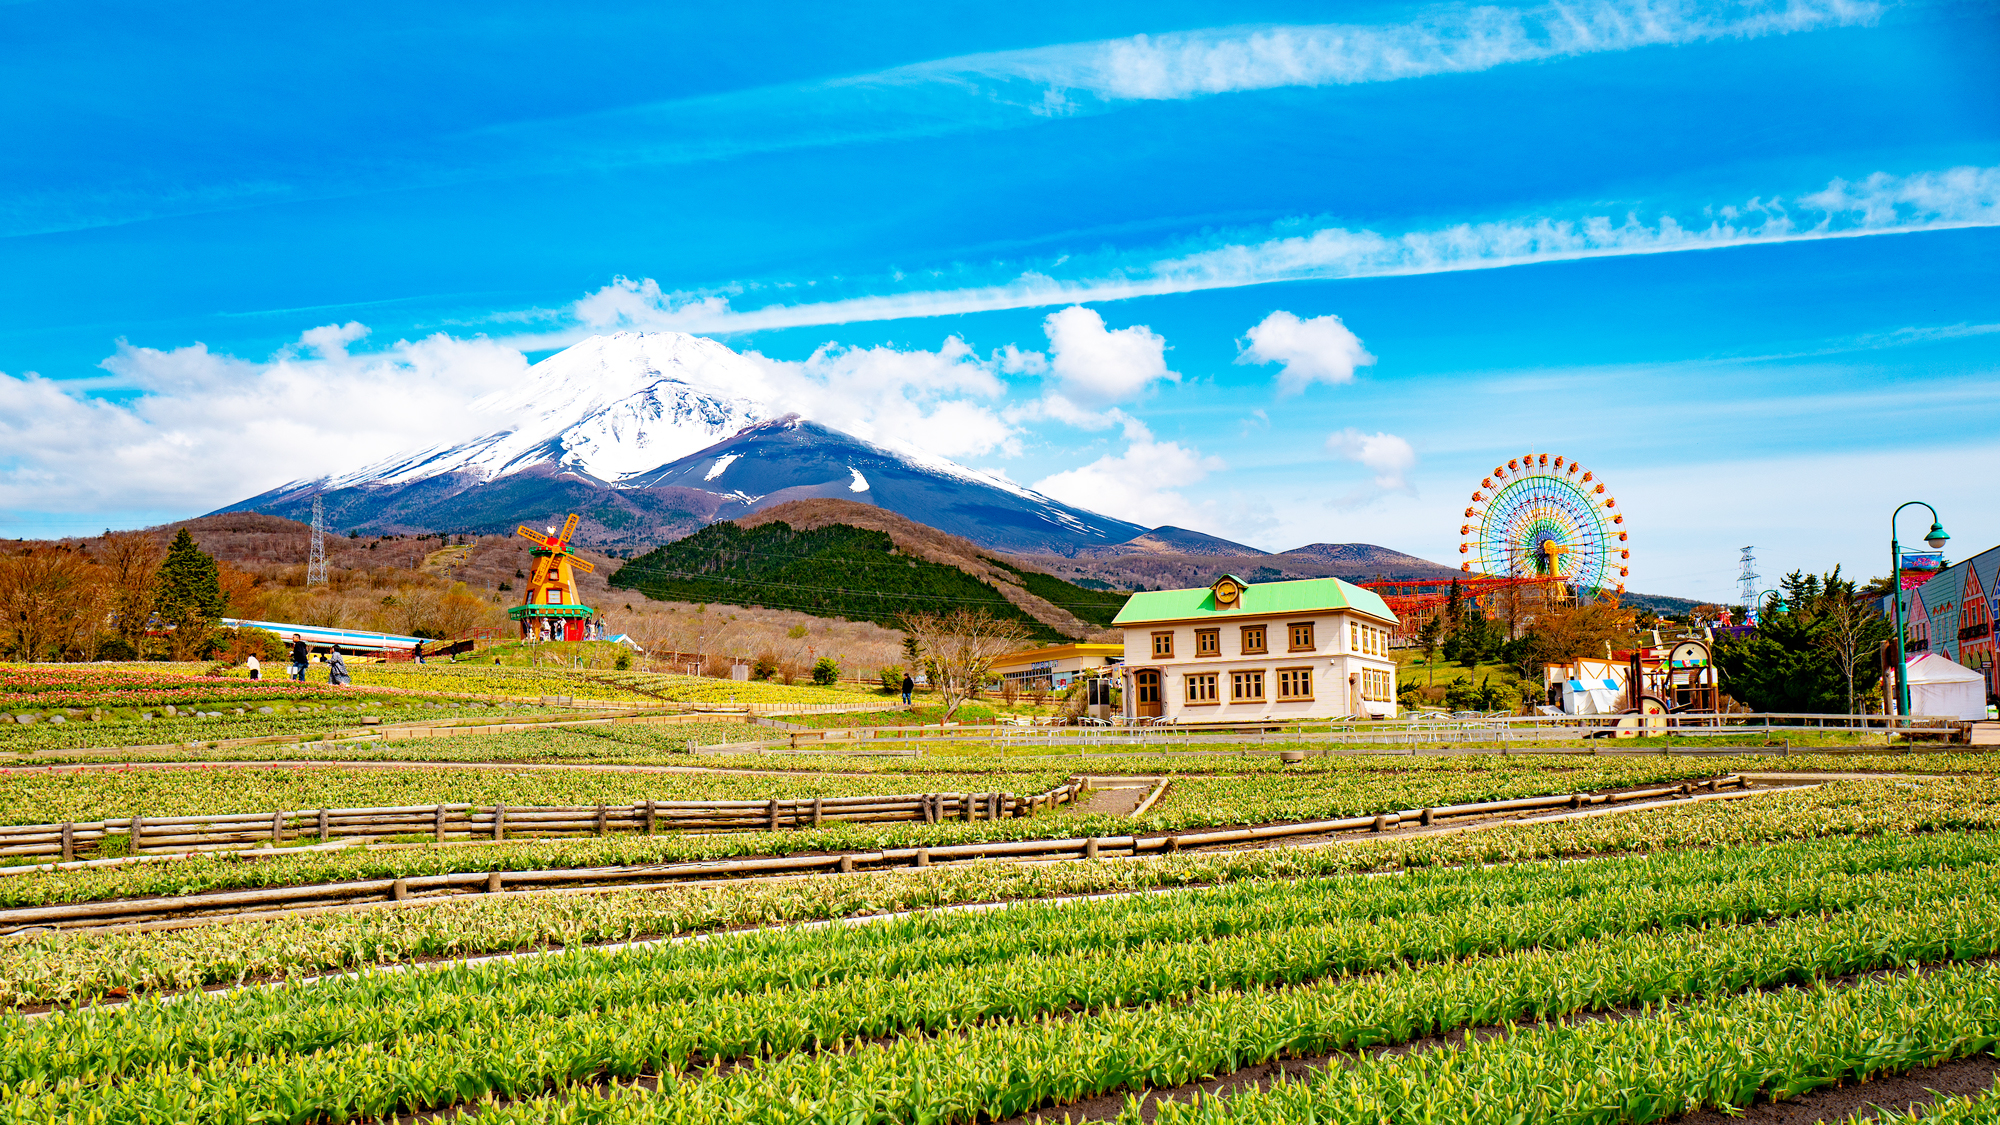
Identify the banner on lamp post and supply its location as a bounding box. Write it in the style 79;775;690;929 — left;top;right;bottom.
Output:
1899;551;1944;590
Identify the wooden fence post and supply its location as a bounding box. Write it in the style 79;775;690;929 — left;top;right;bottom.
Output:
271;810;284;847
838;854;854;873
645;800;656;835
60;822;74;863
916;846;930;868
317;808;329;843
494;804;506;842
767;798;780;832
1084;837;1098;860
391;877;408;902
961;793;973;823
129;813;143;852
434;805;446;843
811;797;823;828
487;871;503;894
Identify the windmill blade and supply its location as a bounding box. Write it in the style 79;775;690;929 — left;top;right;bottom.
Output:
515;525;546;545
569;557;596;574
558;513;580;545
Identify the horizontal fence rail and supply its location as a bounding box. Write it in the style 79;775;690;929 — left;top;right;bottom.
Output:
0;775;1752;931
0;781;1086;862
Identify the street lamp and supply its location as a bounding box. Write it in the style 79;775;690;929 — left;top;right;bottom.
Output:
1890;502;1950;722
1752;589;1788;624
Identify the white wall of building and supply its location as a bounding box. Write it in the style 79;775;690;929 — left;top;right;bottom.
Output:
1120;610;1398;721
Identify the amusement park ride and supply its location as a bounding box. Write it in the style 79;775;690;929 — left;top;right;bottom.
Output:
1360;453;1721;727
1362;453;1630;625
509;514;598;641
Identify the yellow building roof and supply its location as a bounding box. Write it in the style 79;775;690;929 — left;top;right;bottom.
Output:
990;642;1125;671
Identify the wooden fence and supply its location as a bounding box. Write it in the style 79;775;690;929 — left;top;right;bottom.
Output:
0;780;1086;862
0;775;1758;931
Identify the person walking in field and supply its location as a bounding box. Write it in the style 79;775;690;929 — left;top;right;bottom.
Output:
413;640;425;665
328;645;351;687
246;653;260;681
290;634;309;681
901;672;915;706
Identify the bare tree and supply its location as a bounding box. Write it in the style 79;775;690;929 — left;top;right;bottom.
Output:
99;531;165;648
898;609;1032;721
1812;573;1889;715
0;548;101;661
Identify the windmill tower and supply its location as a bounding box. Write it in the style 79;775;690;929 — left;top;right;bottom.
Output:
507;513;597;641
308;497;328;586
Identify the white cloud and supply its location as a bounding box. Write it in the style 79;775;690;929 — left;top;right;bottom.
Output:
996;0;1877;101
1042;305;1177;407
525;165;2000;343
0;326;530;519
1326;427;1418;507
996;306;1180;429
1032;416;1224;529
740;337;1017;461
1238;310;1376;394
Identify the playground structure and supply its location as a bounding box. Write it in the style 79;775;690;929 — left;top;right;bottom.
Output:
509;513;600;642
1459;453;1627;602
1543;636;1722;731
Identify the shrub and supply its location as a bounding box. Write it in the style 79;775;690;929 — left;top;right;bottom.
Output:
613;651;632;671
752;651;779;681
878;664;905;693
811;657;841;686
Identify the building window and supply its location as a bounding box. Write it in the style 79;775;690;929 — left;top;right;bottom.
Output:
1276;667;1313;700
1231;669;1265;701
1240;625;1267;654
1350;622;1359;651
1152;631;1174;658
1195;628;1220;657
1358;667;1396;702
1186;673;1218;703
1288;622;1315;652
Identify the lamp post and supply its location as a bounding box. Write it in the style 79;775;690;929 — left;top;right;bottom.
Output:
1889;502;1950;722
1752;589;1788;624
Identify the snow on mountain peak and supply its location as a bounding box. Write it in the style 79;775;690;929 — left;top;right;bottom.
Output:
327;331;772;489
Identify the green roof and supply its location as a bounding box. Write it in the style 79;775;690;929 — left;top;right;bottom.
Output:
1112;577;1396;626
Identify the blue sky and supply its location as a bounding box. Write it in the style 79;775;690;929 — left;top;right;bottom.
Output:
1;0;1995;602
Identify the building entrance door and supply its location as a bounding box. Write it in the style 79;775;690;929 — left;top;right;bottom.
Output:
1134;670;1162;717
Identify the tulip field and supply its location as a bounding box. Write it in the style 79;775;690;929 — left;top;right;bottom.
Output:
5;657;1999;1122
7;795;2000;1123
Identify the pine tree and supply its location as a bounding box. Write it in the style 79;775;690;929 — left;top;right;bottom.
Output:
155;529;224;659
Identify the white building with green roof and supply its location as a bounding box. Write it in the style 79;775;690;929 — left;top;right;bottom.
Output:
1110;573;1401;722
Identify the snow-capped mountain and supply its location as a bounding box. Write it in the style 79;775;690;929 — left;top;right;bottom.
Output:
220;331;1151;554
326;332;771;488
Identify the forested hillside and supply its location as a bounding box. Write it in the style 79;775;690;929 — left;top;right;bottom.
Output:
611;518;1128;641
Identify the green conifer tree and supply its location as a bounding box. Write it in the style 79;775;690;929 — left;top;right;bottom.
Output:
155;528;224;659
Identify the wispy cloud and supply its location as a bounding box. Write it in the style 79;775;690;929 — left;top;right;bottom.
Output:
3;0;1878;238
939;0;1877;103
533;164;2000;341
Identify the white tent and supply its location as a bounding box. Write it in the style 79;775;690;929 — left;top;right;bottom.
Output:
1903;653;1986;721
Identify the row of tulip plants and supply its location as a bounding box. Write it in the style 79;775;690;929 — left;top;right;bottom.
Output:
10;847;1995;1124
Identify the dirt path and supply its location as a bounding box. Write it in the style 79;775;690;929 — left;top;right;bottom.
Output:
1067;780;1158;817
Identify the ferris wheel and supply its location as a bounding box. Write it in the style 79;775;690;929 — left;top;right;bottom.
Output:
1459;453;1628;599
